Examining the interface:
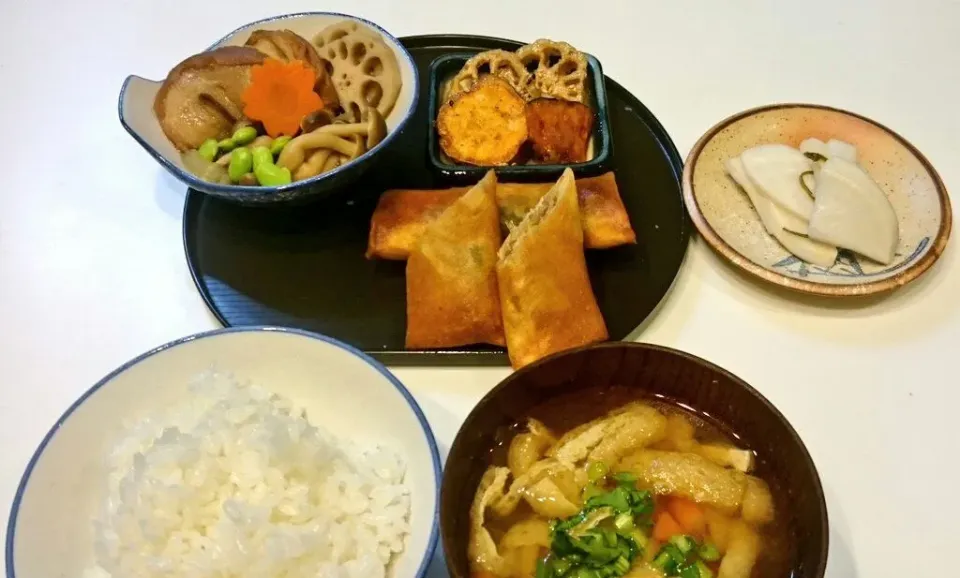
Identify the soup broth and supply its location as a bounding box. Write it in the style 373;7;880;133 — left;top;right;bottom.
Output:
472;386;794;578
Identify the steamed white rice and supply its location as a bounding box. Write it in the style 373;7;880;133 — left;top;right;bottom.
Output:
91;371;411;578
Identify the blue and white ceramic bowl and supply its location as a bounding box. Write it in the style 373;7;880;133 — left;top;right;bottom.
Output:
119;13;420;205
6;327;441;578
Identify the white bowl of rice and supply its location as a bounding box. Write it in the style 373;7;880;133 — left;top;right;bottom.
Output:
6;327;441;578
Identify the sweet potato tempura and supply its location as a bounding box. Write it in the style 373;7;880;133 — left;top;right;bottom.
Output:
437;77;528;166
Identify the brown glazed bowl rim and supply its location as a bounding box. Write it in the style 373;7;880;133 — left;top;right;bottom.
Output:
440;341;829;578
682;102;952;297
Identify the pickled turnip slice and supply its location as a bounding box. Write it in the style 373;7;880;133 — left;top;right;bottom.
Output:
808;157;899;264
726;156;838;267
741;144;815;221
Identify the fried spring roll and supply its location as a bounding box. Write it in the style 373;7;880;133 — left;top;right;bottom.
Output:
365;187;465;259
405;170;505;349
496;168;608;368
366;172;635;259
498;173;635;248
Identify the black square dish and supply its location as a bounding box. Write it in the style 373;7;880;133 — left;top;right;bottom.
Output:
427;52;613;182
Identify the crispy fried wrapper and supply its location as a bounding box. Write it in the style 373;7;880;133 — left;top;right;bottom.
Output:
405;171;505;349
366;171;635;259
500;172;636;248
496;168;608;368
365;187;465;259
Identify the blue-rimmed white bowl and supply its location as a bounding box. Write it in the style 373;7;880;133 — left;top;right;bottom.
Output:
119;12;420;205
6;327;441;578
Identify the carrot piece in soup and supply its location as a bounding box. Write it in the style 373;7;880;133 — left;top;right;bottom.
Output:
666;496;706;537
653;510;684;541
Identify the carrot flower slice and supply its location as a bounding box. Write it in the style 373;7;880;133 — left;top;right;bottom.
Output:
242;59;323;137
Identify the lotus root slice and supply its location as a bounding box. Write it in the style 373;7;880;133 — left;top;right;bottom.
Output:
516;39;588;103
312;21;402;120
450;50;535;100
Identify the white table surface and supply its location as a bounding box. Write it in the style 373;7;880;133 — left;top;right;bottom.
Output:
1;0;958;576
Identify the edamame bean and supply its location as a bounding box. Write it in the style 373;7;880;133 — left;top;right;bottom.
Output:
217;138;237;153
249;145;291;186
255;163;292;186
232;126;258;146
270;136;292;157
197;139;219;162
228;147;253;183
251;146;274;171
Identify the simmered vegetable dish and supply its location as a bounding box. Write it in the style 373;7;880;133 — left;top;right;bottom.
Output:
469;401;777;578
154;21;400;186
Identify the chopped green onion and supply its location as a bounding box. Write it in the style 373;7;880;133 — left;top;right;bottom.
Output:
804;151;827;162
653;549;679;574
572;567;599;578
668;534;696;556
648;537;717;578
698;542;721;562
548;482;650;578
586;487;631;513
611;556;631;575
661;544;687;566
582;483;604;502
588;461;609;482
551;531;577;557
612;472;638;485
552;558;573;577
695;561;715;578
628;490;655;520
614;512;634;531
536;558;550;578
571;531;620;563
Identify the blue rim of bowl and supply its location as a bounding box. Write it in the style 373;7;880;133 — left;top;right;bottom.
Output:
117;11;421;198
5;326;442;578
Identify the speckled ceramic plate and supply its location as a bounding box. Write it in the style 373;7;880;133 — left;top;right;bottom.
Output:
683;103;952;296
